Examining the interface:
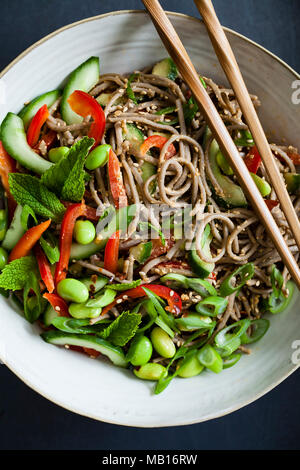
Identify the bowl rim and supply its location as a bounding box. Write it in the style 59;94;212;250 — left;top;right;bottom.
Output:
1;9;299;427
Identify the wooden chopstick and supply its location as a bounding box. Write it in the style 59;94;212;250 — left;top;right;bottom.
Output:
142;0;300;289
194;0;300;251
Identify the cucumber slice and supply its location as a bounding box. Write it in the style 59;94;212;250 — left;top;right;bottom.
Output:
41;330;127;367
19;90;61;129
250;173;271;197
0;113;53;174
130;241;152;264
188;225;215;278
81;275;108;293
96;92;123;107
152;58;178;80
86;288;117;308
203;127;247;208
284;173;300;195
208;138;247;208
2;205;24;250
43;304;58;327
60;56;100;125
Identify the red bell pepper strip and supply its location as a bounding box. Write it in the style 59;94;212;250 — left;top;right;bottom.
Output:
34;130;57;154
265;199;279;211
27;104;50;147
54;203;98;285
0;141;17;219
101;284;182;316
140;135;177;160
243;146;261;174
108;149;128;209
34;244;55;293
43;292;70;317
67;90;105;148
104;230;120;274
9;219;51;261
287;151;300;166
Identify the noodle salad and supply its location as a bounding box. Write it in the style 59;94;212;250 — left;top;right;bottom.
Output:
0;56;299;393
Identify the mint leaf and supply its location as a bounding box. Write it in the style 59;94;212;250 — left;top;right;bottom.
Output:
9;174;65;222
0;256;38;291
41;137;94;202
99;310;141;347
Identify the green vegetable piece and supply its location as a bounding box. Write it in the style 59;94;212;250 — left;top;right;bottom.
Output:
48;147;69;163
86;288;117;308
68;302;102;319
150;326;176;358
134;363;167;381
234;130;254;148
198;344;223;373
215;319;251;351
2;205;24;251
223;353;241;369
0;113;53;174
216;150;233;175
129;241;152;264
219;263;255;297
23;271;44;323
108;279;142;291
85;144;111;170
57;278;89;304
195;296;228;317
240;318;270;344
188;224;215;278
152;58;178;80
250;172;271;197
284;173;300;195
19;89;61;129
126;335;153;366
186;278;217;297
269;280;295;314
52;317;109;334
160;273;189;289
126;73;139;104
43;304;58;327
39;233;60;264
81;275;108;293
0;208;8;242
177;352;204;378
41;330;127;367
175;313;213;332
8;174;66;222
0;247;8;270
0;256;37;291
74;220;96;245
41;136;94;202
99;310;142;347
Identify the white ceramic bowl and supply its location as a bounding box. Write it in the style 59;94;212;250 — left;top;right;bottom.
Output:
0;10;299;427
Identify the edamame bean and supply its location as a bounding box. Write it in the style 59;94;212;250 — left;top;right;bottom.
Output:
0;209;8;241
0;247;8;270
69;303;102;319
177;354;204;378
57;278;89;303
48;146;69;163
127;335;153;366
85;144;111;170
74;220;96;245
133;363;167;381
150;326;176;358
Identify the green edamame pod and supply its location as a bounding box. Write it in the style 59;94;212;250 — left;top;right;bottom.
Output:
85;144;111;170
150;326;176;358
177;352;204;378
127;335;153;366
68;303;102;319
134;363;167;381
57;278;89;303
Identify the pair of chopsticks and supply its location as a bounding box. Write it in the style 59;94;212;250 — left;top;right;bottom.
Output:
142;0;300;289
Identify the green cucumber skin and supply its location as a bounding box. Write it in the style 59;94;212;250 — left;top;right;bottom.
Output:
60;56;100;125
0;113;53;174
209;139;247;208
1;205;24;250
41;330;127;367
19;90;61;129
188;225;215;278
152;58;178;81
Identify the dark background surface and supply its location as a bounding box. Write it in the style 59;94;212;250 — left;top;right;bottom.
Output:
0;0;300;450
